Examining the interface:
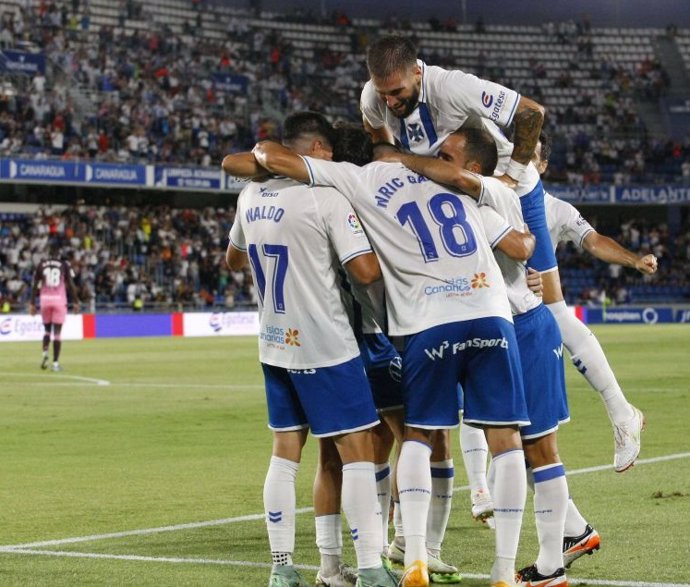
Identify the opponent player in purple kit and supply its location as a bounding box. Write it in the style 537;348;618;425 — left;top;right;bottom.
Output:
29;243;80;372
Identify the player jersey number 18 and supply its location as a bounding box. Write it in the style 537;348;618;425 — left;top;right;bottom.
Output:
396;192;477;262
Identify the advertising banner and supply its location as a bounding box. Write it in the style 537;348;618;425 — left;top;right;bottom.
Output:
0;314;83;342
0;50;46;74
183;311;260;337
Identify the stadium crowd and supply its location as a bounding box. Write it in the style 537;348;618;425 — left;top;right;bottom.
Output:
1;204;688;311
0;1;689;184
0;204;262;312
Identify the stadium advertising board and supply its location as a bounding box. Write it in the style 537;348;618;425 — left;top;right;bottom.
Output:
615;186;690;204
0;50;46;74
546;185;612;203
585;306;675;324
212;73;250;93
154;166;224;190
0;314;83;341
85;163;148;186
1;159;85;183
183;312;260;337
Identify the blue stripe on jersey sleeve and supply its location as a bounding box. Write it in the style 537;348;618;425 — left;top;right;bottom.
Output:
490;225;512;249
340;247;373;265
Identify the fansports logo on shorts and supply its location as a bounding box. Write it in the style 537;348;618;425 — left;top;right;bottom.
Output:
471;272;490;288
424;337;509;360
347;213;364;235
285;328;301;346
481;91;494;108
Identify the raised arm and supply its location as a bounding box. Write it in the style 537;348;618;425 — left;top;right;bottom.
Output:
221;152;269;180
582;232;658;275
379;151;482;200
505;96;545;180
252;142;311;184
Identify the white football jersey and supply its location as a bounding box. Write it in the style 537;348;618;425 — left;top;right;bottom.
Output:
360;60;519;160
302;157;514;336
545;192;595;250
479;177;542;315
229;177;373;368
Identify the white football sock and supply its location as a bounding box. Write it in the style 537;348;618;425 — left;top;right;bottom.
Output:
315;513;342;556
460;422;490;493
492;449;526;566
533;463;568;574
564;498;589;537
342;462;383;570
397;440;432;567
375;462;392;553
427;459;454;556
263;456;299;563
547;301;634;425
393;500;404;542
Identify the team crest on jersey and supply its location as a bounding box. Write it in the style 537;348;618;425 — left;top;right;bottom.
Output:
406;122;425;144
347;213;364;235
285;328;301;346
481;91;494;108
471;272;490;288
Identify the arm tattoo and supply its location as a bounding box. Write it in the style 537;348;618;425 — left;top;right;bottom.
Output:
511;106;544;164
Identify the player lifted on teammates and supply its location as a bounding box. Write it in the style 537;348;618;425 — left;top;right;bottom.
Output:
360;34;644;473
29;242;80;372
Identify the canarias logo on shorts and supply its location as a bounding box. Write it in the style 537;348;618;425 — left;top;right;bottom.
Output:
471;272;490;288
347;213;364;235
285;328;301;346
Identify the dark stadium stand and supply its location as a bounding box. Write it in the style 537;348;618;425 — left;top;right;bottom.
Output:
0;0;689;311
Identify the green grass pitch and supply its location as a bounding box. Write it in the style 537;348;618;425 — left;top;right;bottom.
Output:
1;325;689;586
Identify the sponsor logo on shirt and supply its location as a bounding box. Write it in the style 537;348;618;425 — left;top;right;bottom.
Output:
347;213;364;235
424;337;509;360
424;277;471;297
471;272;490;288
285;328;301;346
259;325;301;348
488;90;507;122
481;91;494;108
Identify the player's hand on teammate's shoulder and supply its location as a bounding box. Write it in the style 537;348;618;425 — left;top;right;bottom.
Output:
495;173;518;189
526;267;543;297
636;254;658;275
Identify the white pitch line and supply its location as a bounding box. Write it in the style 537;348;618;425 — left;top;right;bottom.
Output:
2;452;689;552
3;372;111;386
2;508;314;549
0;550;687;587
2;372;262;390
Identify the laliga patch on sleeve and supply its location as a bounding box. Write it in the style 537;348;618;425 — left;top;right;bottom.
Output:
347;212;364;235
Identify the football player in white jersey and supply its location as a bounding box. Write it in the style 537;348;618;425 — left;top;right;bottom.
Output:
225;112;398;587
385;126;593;586
251;132;536;587
360;34;569;527
535;135;652;472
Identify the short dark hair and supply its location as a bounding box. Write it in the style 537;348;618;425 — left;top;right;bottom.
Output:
456;126;498;176
538;131;552;164
366;35;418;79
282;111;334;147
333;124;373;166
